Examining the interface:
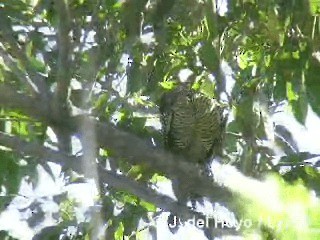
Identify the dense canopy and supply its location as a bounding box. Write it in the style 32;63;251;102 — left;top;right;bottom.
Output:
1;0;320;239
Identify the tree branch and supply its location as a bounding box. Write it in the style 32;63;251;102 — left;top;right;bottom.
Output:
73;116;234;205
0;131;239;237
53;0;72;108
51;0;73;153
0;84;50;121
0;87;233;207
0;47;39;95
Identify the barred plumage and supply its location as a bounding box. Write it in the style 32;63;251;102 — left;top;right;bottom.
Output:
160;87;224;166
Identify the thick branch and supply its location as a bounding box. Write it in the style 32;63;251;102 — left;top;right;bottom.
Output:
53;0;72;107
0;87;233;206
0;131;238;236
0;84;50;121
73;117;233;205
51;0;73;153
0;131;79;170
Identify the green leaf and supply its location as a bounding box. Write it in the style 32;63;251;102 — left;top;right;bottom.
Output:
286;81;298;101
282;165;320;195
274;78;287;101
278;152;318;165
0;151;20;210
0;230;19;240
306;59;320;116
309;0;320;15
114;222;124;240
159;81;177;90
198;77;216;98
198;42;219;73
291;91;308;124
29;56;46;74
140;200;156;212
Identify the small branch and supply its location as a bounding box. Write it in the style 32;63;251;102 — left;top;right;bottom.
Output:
0;47;39;95
0;19;49;98
0;131;80;171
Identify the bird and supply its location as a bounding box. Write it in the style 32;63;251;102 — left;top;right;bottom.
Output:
160;86;225;165
159;84;225;206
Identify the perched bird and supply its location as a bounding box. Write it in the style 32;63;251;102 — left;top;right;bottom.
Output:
160;86;224;165
159;85;225;206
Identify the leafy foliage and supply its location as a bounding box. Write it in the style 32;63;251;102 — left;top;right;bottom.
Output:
0;0;320;239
